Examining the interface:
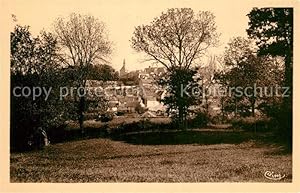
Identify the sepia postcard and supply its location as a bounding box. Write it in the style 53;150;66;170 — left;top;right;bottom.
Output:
0;0;299;192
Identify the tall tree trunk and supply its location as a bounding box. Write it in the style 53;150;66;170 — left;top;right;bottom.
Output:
282;52;292;149
178;106;184;129
284;51;292;90
251;97;255;117
234;97;237;117
205;95;209;115
221;97;225;122
78;95;85;135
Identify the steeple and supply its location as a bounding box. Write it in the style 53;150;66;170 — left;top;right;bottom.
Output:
120;58;127;77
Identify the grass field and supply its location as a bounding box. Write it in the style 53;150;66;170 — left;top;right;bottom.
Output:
10;128;292;182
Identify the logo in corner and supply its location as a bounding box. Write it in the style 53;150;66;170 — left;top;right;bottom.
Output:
264;171;286;181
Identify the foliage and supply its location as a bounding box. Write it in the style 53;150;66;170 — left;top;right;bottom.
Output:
54;13;112;133
119;71;139;85
159;67;201;128
231;117;271;132
10;25;71;151
87;64;119;81
210;114;228;124
97;112;114;122
110;119;173;136
247;8;293;148
132;8;217;127
247;8;293;59
215;37;284;117
131;8;219;70
187;111;209;128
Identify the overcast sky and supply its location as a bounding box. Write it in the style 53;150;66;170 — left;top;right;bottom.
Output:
8;0;278;71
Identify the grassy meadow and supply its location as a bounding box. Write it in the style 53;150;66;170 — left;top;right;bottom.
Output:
10;119;292;182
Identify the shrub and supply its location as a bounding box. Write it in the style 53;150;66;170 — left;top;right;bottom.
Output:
109;119;173;136
83;113;98;121
231;117;270;132
210;115;228;124
47;124;68;143
97;112;114;122
188;112;209;128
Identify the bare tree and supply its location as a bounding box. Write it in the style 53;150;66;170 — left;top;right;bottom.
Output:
54;13;112;134
131;8;219;70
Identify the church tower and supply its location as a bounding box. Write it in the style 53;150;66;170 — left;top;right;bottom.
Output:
120;59;127;77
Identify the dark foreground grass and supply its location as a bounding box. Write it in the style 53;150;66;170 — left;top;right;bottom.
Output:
10;130;292;182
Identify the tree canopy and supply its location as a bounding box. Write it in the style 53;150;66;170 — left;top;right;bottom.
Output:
216;37;284;117
131;8;219;70
10;25;71;150
247;8;293;88
247;8;293;148
54;13;113;133
54;13;112;87
11;25;60;75
247;8;293;57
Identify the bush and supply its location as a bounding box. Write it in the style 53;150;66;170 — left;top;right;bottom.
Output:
258;100;292;150
210;115;228;124
47;124;68;143
188;112;209;128
97;112;114;122
83;113;98;121
231;117;270;132
110;119;173;136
